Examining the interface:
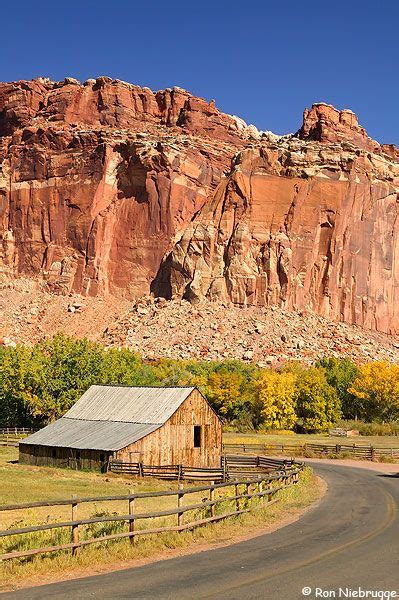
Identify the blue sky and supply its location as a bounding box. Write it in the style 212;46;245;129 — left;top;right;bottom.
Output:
2;0;398;144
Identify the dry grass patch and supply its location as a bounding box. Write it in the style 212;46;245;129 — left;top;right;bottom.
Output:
224;431;399;449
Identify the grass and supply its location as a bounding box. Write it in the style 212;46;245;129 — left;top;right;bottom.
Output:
223;431;399;448
0;447;320;590
0;447;206;528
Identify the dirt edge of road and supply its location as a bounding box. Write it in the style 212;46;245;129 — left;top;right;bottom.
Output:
2;475;327;592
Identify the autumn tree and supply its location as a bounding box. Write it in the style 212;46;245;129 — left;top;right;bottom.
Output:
207;371;246;420
256;370;297;430
348;362;399;422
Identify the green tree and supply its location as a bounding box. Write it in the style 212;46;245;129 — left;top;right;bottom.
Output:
294;367;341;432
0;345;40;427
316;357;359;419
23;335;107;421
0;335;157;423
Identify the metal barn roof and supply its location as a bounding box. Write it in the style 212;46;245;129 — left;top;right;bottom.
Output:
20;418;161;451
21;386;196;451
65;385;195;424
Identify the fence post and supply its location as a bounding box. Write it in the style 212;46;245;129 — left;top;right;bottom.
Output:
71;494;79;556
267;479;273;502
371;447;375;461
177;483;184;527
210;481;215;518
129;488;135;545
245;482;251;507
235;483;240;512
139;462;144;477
258;478;263;502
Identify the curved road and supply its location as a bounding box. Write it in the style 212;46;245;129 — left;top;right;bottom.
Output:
3;463;399;599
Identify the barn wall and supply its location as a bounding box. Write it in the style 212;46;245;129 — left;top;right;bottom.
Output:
19;444;112;472
116;389;222;467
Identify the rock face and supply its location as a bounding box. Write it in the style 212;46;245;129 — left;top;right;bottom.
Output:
162;141;399;334
0;77;250;296
1;78;398;335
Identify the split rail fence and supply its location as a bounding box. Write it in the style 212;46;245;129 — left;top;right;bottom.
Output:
223;442;399;460
109;460;226;482
0;466;302;561
0;428;35;447
108;455;299;482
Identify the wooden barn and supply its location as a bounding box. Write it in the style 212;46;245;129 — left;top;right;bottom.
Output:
19;386;222;472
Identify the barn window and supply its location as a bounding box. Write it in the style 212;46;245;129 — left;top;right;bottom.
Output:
194;425;201;448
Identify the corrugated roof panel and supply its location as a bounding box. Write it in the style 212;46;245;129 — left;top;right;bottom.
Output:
64;386;195;424
21;418;161;451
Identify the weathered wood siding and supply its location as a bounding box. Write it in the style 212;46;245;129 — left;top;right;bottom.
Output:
19;444;111;472
116;389;222;468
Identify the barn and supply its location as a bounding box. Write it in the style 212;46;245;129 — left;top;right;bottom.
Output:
19;386;222;472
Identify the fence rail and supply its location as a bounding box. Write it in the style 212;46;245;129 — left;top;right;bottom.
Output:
223;442;399;460
109;456;298;482
0;466;302;561
0;428;35;447
109;460;226;482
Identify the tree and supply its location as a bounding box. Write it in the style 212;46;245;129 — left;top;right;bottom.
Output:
294;367;341;432
0;345;40;427
207;371;246;420
21;335;107;421
316;357;359;419
256;370;297;430
348;362;399;422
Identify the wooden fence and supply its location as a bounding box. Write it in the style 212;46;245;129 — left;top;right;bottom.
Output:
0;466;302;561
109;456;299;482
0;428;35;447
223;442;399;460
223;454;298;479
109;460;226;482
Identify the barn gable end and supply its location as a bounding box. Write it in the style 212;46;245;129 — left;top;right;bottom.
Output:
116;388;222;468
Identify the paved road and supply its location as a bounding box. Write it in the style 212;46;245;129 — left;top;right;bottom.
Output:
3;463;399;600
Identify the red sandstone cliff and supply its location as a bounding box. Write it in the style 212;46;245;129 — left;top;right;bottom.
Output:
0;77;252;297
0;78;398;334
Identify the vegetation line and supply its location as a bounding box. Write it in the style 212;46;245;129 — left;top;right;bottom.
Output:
1;334;398;434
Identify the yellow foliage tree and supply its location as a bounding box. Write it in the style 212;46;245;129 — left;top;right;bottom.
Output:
207;371;245;420
256;370;297;430
348;361;399;421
